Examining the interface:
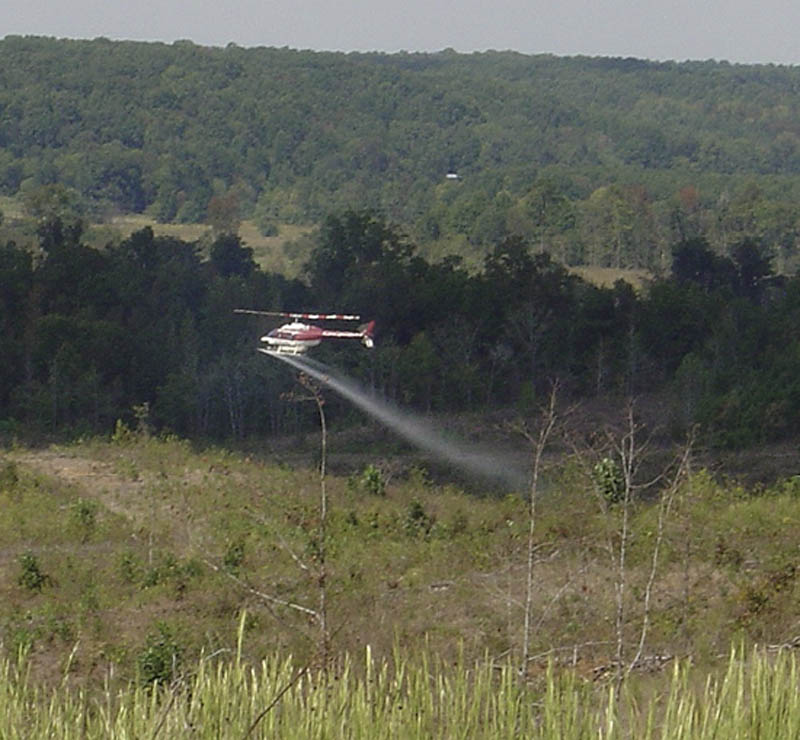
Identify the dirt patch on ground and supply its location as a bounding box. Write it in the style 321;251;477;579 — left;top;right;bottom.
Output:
10;449;150;524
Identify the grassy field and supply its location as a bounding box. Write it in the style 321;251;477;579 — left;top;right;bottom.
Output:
0;196;316;277
0;195;24;220
1;197;657;286
4;423;800;732
102;215;315;277
571;265;654;290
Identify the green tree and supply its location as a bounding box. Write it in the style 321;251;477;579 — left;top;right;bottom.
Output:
22;184;84;227
671;237;736;293
305;210;415;326
207;191;241;234
580;185;636;268
731;238;773;301
521;179;576;256
209;234;256;278
0;242;33;415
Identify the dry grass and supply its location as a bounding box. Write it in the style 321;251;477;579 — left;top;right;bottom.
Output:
570;265;653;290
3;637;800;737
103;215;314;276
0;196;24;220
3;428;800;701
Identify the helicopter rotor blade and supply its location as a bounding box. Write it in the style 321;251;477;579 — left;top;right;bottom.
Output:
234;309;361;321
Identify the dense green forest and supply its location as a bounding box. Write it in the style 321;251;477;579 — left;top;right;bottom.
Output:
4;37;800;450
0;207;797;450
3;36;800;269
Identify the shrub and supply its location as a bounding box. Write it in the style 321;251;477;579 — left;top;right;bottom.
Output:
404;499;434;538
111;419;134;445
118;551;140;584
141;553;201;591
223;539;245;574
0;461;19;490
18;552;49;591
71;498;98;541
592;457;624;505
137;622;182;685
360;464;386;496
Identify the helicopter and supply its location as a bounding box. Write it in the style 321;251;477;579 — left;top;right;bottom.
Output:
234;310;375;356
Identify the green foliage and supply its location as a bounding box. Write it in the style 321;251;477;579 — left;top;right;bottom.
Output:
9;37;800;267
70;498;98;542
222;539;245;574
209;233;256;277
403;498;434;538
3;132;800;448
17;552;49;592
0;461;19;491
5;103;800;457
21;184;86;242
355;464;386;496
778;475;800;498
111;419;134;444
141;552;201;590
132;402;152;437
118;551;140;584
591;457;624;505
137;622;182;685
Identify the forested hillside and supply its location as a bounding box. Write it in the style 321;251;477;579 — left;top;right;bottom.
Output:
1;207;799;452
4;36;800;268
5;37;800;451
11;37;800;734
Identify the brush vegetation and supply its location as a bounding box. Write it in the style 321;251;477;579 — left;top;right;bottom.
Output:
4;430;800;733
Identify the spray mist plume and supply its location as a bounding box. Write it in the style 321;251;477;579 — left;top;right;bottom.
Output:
273;353;529;492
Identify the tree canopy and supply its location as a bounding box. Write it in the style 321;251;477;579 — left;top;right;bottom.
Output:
1;208;799;449
5;37;800;268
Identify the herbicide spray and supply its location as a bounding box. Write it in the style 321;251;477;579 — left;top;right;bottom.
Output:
274;353;527;491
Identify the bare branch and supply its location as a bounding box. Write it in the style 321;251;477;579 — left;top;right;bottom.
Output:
520;382;560;677
203;558;319;620
242;664;310;740
245;507;314;575
533;559;586;634
627;430;694;676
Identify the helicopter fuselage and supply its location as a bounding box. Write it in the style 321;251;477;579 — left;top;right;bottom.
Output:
260;321;324;354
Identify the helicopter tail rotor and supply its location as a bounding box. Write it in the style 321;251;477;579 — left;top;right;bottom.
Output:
360;320;376;348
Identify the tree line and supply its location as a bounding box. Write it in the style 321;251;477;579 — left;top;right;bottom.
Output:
1;208;798;448
4;37;800;269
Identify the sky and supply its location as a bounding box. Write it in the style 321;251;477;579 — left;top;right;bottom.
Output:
4;0;800;66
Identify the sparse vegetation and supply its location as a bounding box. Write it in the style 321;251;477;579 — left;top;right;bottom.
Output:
2;432;800;717
70;498;98;542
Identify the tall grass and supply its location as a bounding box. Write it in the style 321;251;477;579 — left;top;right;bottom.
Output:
2;642;800;738
0;643;593;739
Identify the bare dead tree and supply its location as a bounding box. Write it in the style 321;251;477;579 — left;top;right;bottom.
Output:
570;399;653;691
514;382;560;677
627;428;694;678
579;401;694;693
611;402;637;693
293;372;331;668
205;372;332;669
